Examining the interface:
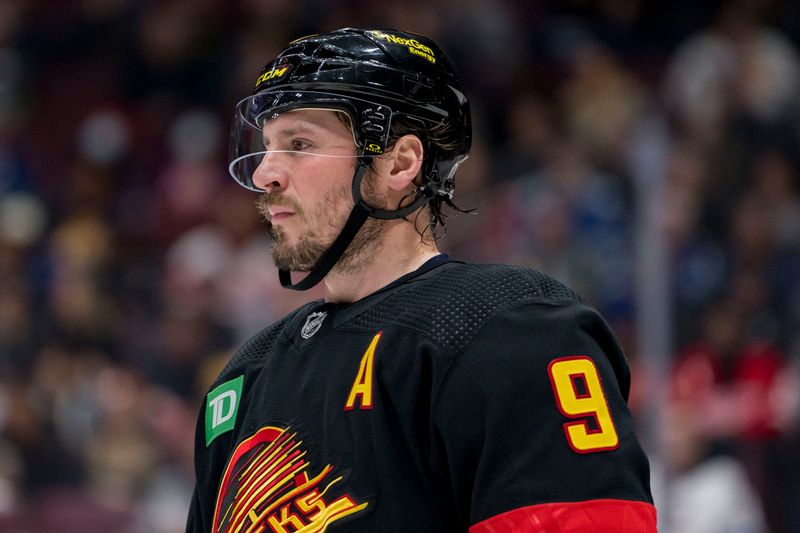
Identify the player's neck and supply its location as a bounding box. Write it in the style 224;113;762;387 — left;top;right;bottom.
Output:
322;225;439;304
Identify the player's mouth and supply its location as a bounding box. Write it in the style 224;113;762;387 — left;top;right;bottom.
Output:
268;207;295;222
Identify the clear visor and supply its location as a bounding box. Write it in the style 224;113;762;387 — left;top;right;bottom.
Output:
228;90;390;192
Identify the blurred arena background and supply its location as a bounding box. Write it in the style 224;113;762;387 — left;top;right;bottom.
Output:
1;0;799;531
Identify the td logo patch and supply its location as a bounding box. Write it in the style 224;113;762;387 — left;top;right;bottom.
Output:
206;375;244;446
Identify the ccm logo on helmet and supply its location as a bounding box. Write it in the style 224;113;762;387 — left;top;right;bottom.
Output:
369;30;436;64
254;65;290;87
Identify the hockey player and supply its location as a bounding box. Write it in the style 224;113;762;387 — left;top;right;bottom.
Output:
186;28;657;532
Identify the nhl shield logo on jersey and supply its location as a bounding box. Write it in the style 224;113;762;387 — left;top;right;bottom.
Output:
301;311;327;339
212;426;368;532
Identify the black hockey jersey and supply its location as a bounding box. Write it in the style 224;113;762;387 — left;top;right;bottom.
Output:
186;257;656;532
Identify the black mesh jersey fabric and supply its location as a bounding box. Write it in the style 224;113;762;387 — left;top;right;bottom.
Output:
224;262;583;372
347;262;584;353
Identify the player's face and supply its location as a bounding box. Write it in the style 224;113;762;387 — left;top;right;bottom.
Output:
253;109;386;272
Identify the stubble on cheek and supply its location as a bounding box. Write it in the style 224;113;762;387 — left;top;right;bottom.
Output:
252;178;386;273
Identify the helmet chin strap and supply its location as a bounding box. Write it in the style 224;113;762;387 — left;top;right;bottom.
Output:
278;157;431;291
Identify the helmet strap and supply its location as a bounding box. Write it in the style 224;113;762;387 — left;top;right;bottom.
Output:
350;157;431;220
278;162;371;291
278;156;431;291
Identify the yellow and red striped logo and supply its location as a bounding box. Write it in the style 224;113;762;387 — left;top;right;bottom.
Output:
213;426;368;532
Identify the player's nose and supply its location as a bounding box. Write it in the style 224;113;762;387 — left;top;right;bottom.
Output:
252;152;289;192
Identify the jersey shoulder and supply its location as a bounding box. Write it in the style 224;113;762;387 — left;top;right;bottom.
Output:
348;262;584;354
218;300;320;376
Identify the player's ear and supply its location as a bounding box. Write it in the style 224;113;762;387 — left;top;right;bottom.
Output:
384;134;423;192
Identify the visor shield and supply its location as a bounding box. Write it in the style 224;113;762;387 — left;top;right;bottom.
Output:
228;90;392;191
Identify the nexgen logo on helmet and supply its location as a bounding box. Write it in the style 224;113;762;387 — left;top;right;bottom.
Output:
227;28;471;291
369;30;436;64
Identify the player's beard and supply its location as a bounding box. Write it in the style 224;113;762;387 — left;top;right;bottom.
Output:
255;175;387;273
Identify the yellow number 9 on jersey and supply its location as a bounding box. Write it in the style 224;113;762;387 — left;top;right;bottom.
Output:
547;356;620;453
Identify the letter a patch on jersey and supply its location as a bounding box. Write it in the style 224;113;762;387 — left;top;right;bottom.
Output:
206;375;244;446
345;332;382;410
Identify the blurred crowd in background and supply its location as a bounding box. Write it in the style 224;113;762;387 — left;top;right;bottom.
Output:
1;0;800;531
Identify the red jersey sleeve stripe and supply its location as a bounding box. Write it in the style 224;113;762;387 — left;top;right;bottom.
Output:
469;499;657;533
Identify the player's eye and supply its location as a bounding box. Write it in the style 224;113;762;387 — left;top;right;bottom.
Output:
291;139;312;151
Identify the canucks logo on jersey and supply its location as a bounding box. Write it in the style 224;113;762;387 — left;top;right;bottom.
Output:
212;426;368;532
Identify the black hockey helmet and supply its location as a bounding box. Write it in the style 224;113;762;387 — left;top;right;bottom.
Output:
230;28;471;199
229;28;471;290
